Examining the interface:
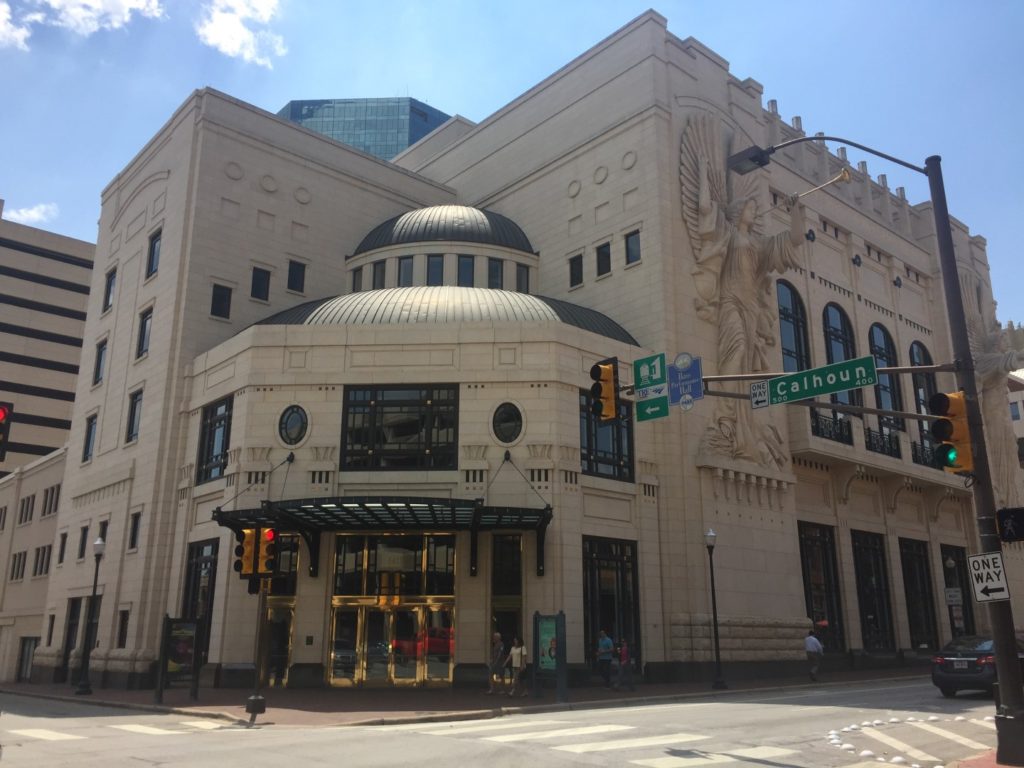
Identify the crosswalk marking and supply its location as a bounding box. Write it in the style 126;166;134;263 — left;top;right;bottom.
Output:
414;719;565;735
858;725;939;762
109;724;186;735
553;732;709;753
485;724;633;742
180;720;223;730
973;718;997;731
909;720;990;751
8;728;86;741
631;747;796;767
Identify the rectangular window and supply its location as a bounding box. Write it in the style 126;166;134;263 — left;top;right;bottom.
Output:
102;268;116;312
427;254;444;286
99;519;108;543
146;230;161;277
569;254;583;287
332;534;454;596
93;339;107;385
82;414;97;462
487;258;504;289
41;484;60;517
516;264;529;294
372;260;386;289
579;390;634;482
625;230;641;265
1011;402;1021;421
0;506;5;530
595;242;611;276
117;610;130;648
397;256;414;287
10;551;26;581
18;494;34;524
351;266;363;293
251;267;271;300
196;396;232;483
47;614;55;646
58;532;67;564
457;255;474;287
288;260;306;293
125;389;143;442
77;525;89;559
341;384;458;470
128;512;141;549
211;284;232;319
136;308;152;358
32;544;51;576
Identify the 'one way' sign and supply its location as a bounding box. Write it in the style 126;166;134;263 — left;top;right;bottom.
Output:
967;552;1011;603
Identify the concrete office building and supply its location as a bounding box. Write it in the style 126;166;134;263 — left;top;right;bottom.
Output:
5;11;1023;690
277;97;452;161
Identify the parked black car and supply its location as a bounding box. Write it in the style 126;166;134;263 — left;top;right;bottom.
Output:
931;635;1024;698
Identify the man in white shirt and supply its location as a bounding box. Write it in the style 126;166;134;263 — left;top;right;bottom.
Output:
804;629;824;681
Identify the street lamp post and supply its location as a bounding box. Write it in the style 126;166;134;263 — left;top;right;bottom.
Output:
728;136;1024;763
75;537;105;696
704;528;727;690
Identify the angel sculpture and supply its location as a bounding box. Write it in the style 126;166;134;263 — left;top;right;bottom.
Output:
966;301;1023;510
680;114;806;469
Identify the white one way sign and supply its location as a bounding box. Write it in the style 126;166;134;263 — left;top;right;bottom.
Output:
967;552;1011;603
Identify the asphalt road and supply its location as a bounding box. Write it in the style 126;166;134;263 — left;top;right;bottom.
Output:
0;678;997;767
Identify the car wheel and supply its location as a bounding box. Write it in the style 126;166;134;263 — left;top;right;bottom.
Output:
940;687;957;699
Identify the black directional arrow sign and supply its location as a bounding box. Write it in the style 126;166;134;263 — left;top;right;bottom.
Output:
981;585;1007;597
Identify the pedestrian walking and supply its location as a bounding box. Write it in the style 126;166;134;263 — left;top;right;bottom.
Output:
613;638;635;691
596;630;614;688
507;636;529;697
805;629;824;681
486;632;507;694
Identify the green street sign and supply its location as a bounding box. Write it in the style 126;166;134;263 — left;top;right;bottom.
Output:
757;355;877;407
636;397;670;421
633;353;667;389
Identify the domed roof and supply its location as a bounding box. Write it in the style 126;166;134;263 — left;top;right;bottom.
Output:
351;205;534;257
255;287;638;345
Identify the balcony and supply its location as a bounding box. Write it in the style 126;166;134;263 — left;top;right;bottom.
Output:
864;427;901;459
809;409;853;445
911;440;943;471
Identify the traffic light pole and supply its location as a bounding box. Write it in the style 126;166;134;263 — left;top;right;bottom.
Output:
927;156;1024;762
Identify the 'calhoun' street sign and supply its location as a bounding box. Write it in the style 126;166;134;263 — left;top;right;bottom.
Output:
758;355;877;406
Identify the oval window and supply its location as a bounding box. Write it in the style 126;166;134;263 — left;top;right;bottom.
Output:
492;402;523;444
278;405;308;445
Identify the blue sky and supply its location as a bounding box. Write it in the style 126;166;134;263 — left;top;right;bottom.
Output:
2;0;1022;324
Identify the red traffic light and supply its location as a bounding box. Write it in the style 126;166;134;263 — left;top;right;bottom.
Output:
263;528;276;542
0;404;9;423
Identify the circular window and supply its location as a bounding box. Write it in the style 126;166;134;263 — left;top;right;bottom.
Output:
492;402;523;444
278;405;308;445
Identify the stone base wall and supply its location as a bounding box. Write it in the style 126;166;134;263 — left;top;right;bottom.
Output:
670;613;810;662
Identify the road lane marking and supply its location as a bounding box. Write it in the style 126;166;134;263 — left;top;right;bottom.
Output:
631;755;733;767
8;728;86;741
414;719;565;735
972;718;997;731
109;724;186;735
553;732;709;753
181;720;223;730
857;726;938;762
485;724;633;742
908;720;990;751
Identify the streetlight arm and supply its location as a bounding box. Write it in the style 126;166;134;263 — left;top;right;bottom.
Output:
728;135;926;176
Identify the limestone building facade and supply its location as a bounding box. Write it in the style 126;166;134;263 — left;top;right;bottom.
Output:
4;10;1022;689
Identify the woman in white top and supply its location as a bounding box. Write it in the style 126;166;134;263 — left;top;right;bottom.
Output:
508;636;529;697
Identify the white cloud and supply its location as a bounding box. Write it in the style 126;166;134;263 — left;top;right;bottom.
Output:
196;0;285;68
0;2;31;49
5;202;59;225
30;1;164;36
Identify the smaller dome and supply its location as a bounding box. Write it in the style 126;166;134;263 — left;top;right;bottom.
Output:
352;205;533;257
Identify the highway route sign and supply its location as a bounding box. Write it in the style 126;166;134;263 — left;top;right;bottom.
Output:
967;552;1010;603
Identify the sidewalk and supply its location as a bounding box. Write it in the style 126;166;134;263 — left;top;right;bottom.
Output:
0;666;999;766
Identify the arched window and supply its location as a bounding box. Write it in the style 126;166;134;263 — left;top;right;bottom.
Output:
909;341;938;447
823;303;861;408
777;280;811;372
869;323;904;430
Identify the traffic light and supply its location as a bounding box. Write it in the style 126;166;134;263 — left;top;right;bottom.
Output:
233;528;257;576
258;528;278;576
928;391;974;474
0;402;12;462
589;358;619;421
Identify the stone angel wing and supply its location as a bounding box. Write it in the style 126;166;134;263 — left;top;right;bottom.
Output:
679;113;726;262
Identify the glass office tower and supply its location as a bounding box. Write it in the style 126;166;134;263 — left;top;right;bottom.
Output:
277;97;451;160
